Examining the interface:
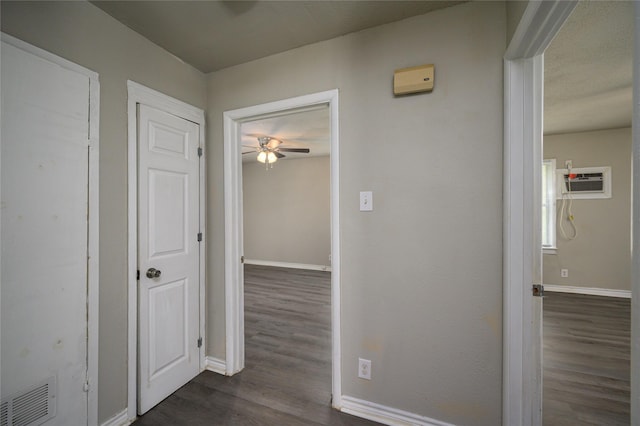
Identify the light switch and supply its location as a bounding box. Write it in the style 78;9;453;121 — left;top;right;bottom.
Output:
360;191;373;211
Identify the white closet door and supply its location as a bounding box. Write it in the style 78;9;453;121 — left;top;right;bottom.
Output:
137;104;201;414
1;41;90;425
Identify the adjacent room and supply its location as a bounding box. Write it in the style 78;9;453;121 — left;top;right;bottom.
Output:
541;2;633;424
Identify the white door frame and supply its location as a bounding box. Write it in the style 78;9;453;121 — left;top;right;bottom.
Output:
126;81;206;421
631;2;640;421
223;90;341;406
1;33;100;426
503;2;579;425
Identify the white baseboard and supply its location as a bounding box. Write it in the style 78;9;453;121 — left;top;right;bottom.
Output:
340;396;454;426
544;284;631;298
205;356;227;375
101;409;132;426
244;259;332;272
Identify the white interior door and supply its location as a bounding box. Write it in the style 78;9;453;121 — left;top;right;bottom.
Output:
1;40;91;425
137;104;201;414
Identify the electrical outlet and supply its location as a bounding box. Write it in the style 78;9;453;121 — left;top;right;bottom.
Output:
565;160;572;169
358;358;371;380
561;269;569;278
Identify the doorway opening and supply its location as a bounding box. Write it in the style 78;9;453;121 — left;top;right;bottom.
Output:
504;1;638;424
540;2;633;423
223;90;341;407
241;104;333;411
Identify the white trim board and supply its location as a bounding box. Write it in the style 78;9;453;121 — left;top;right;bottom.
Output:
1;33;99;80
204;357;227;375
244;259;332;272
631;2;640;421
502;2;577;425
86;49;101;426
1;32;101;426
544;285;631;299
100;409;132;426
126;81;206;422
223;89;341;406
340;396;454;426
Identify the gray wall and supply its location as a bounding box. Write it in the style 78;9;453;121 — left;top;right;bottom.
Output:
243;157;331;267
506;0;530;45
1;2;207;422
207;2;505;424
543;127;632;290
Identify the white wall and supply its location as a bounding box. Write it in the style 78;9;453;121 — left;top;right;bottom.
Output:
1;2;207;422
543;127;632;290
207;2;506;424
243;156;331;267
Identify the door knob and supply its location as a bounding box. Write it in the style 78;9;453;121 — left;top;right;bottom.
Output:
146;268;161;279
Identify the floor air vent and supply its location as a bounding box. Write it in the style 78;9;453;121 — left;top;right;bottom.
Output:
1;402;8;426
0;377;56;426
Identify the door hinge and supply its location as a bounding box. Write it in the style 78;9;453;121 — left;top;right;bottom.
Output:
197;337;203;348
197;147;203;157
137;270;140;280
197;232;203;242
83;381;90;392
241;255;244;264
532;284;544;297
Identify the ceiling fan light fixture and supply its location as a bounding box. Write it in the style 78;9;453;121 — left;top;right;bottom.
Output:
256;151;278;164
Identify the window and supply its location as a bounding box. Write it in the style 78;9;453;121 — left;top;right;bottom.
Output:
542;159;556;252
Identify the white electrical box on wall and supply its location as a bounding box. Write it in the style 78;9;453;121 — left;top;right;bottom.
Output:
556;166;611;199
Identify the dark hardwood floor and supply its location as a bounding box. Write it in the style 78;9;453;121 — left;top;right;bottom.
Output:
134;265;379;425
543;292;630;425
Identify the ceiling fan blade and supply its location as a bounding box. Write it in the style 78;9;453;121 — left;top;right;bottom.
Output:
267;138;282;150
274;152;286;159
278;148;310;153
242;151;254;155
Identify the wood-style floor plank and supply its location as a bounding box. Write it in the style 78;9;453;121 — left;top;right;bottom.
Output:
543;292;630;425
134;265;379;425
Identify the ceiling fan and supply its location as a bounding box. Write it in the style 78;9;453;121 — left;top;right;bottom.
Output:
243;136;310;168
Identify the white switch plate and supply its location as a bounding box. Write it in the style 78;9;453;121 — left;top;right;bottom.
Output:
360;191;373;211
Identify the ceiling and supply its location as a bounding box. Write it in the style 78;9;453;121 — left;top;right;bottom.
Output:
544;0;633;135
91;1;634;137
240;106;330;162
91;0;464;73
90;1;462;163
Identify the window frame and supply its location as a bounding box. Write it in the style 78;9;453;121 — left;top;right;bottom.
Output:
542;158;557;253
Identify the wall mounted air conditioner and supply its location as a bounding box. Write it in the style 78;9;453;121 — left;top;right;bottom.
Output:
555;166;611;199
